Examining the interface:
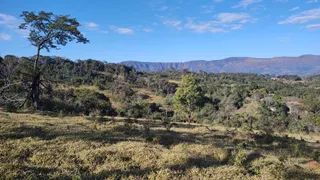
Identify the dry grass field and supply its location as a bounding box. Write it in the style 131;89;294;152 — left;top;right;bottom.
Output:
0;111;320;179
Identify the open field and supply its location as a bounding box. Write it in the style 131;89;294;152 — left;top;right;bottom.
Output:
1;111;320;179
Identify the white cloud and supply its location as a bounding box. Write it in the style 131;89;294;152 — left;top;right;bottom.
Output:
84;21;110;34
159;6;169;11
0;33;11;40
306;0;318;3
143;28;153;32
184;13;252;33
201;5;215;13
185;20;226;33
100;30;109;34
162;20;182;29
84;22;100;30
0;13;16;25
306;23;320;29
233;0;263;8
216;13;252;23
290;7;300;11
109;26;134;35
278;7;320;24
230;24;244;30
0;13;29;37
161;12;255;33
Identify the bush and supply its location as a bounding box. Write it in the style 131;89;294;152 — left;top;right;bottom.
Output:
75;89;112;116
230;149;249;167
40;88;113;116
4;102;18;112
313;151;320;162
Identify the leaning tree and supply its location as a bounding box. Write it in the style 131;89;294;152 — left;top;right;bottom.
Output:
19;11;89;109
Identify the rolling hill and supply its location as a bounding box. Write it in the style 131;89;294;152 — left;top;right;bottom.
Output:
121;55;320;75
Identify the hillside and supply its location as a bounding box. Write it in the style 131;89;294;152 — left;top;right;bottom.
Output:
121;55;320;75
1;55;320;179
1;111;320;179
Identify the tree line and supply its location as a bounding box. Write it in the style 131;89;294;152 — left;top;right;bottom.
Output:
0;11;319;135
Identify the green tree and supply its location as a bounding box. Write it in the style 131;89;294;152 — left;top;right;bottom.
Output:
19;11;89;109
174;74;203;123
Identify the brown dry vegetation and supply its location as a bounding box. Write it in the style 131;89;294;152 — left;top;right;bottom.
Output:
0;111;320;179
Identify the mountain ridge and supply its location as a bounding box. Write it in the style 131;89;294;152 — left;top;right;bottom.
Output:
121;55;320;75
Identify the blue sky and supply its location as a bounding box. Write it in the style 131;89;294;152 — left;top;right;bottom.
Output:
0;0;320;62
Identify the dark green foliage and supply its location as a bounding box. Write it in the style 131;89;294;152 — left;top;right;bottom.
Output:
313;151;320;162
277;75;302;81
40;88;112;116
4;102;18;112
19;11;89;51
74;89;112;116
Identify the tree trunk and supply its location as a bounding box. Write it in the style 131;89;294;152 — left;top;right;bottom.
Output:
32;47;41;109
187;103;192;124
188;113;191;124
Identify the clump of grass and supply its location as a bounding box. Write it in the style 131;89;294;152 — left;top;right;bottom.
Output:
249;157;286;179
230;149;250;167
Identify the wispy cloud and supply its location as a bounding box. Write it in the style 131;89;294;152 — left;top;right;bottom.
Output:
201;5;215;13
216;13;254;23
162;20;182;30
84;22;100;30
185;20;226;33
275;0;288;2
0;13;16;25
109;25;134;35
290;7;300;11
306;23;320;29
230;24;244;30
0;33;11;40
233;0;263;8
100;30;109;34
278;7;320;24
306;0;318;3
84;21;110;34
183;12;255;33
0;13;29;37
158;6;169;11
143;28;153;32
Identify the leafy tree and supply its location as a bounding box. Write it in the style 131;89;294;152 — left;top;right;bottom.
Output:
163;94;174;117
19;11;89;109
174;74;204;123
74;89;112;116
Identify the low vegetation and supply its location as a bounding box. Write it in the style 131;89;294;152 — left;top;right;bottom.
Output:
0;111;319;179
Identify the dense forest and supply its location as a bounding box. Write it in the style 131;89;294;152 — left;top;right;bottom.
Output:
1;55;319;134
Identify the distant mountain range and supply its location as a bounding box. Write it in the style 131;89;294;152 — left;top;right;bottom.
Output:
121;55;320;75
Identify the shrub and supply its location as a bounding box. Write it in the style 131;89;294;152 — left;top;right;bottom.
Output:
75;89;112;116
4;102;18;112
231;149;249;167
312;150;320;162
39;88;113;116
290;143;303;157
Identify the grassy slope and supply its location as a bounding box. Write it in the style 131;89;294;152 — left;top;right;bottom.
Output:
0;111;320;179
